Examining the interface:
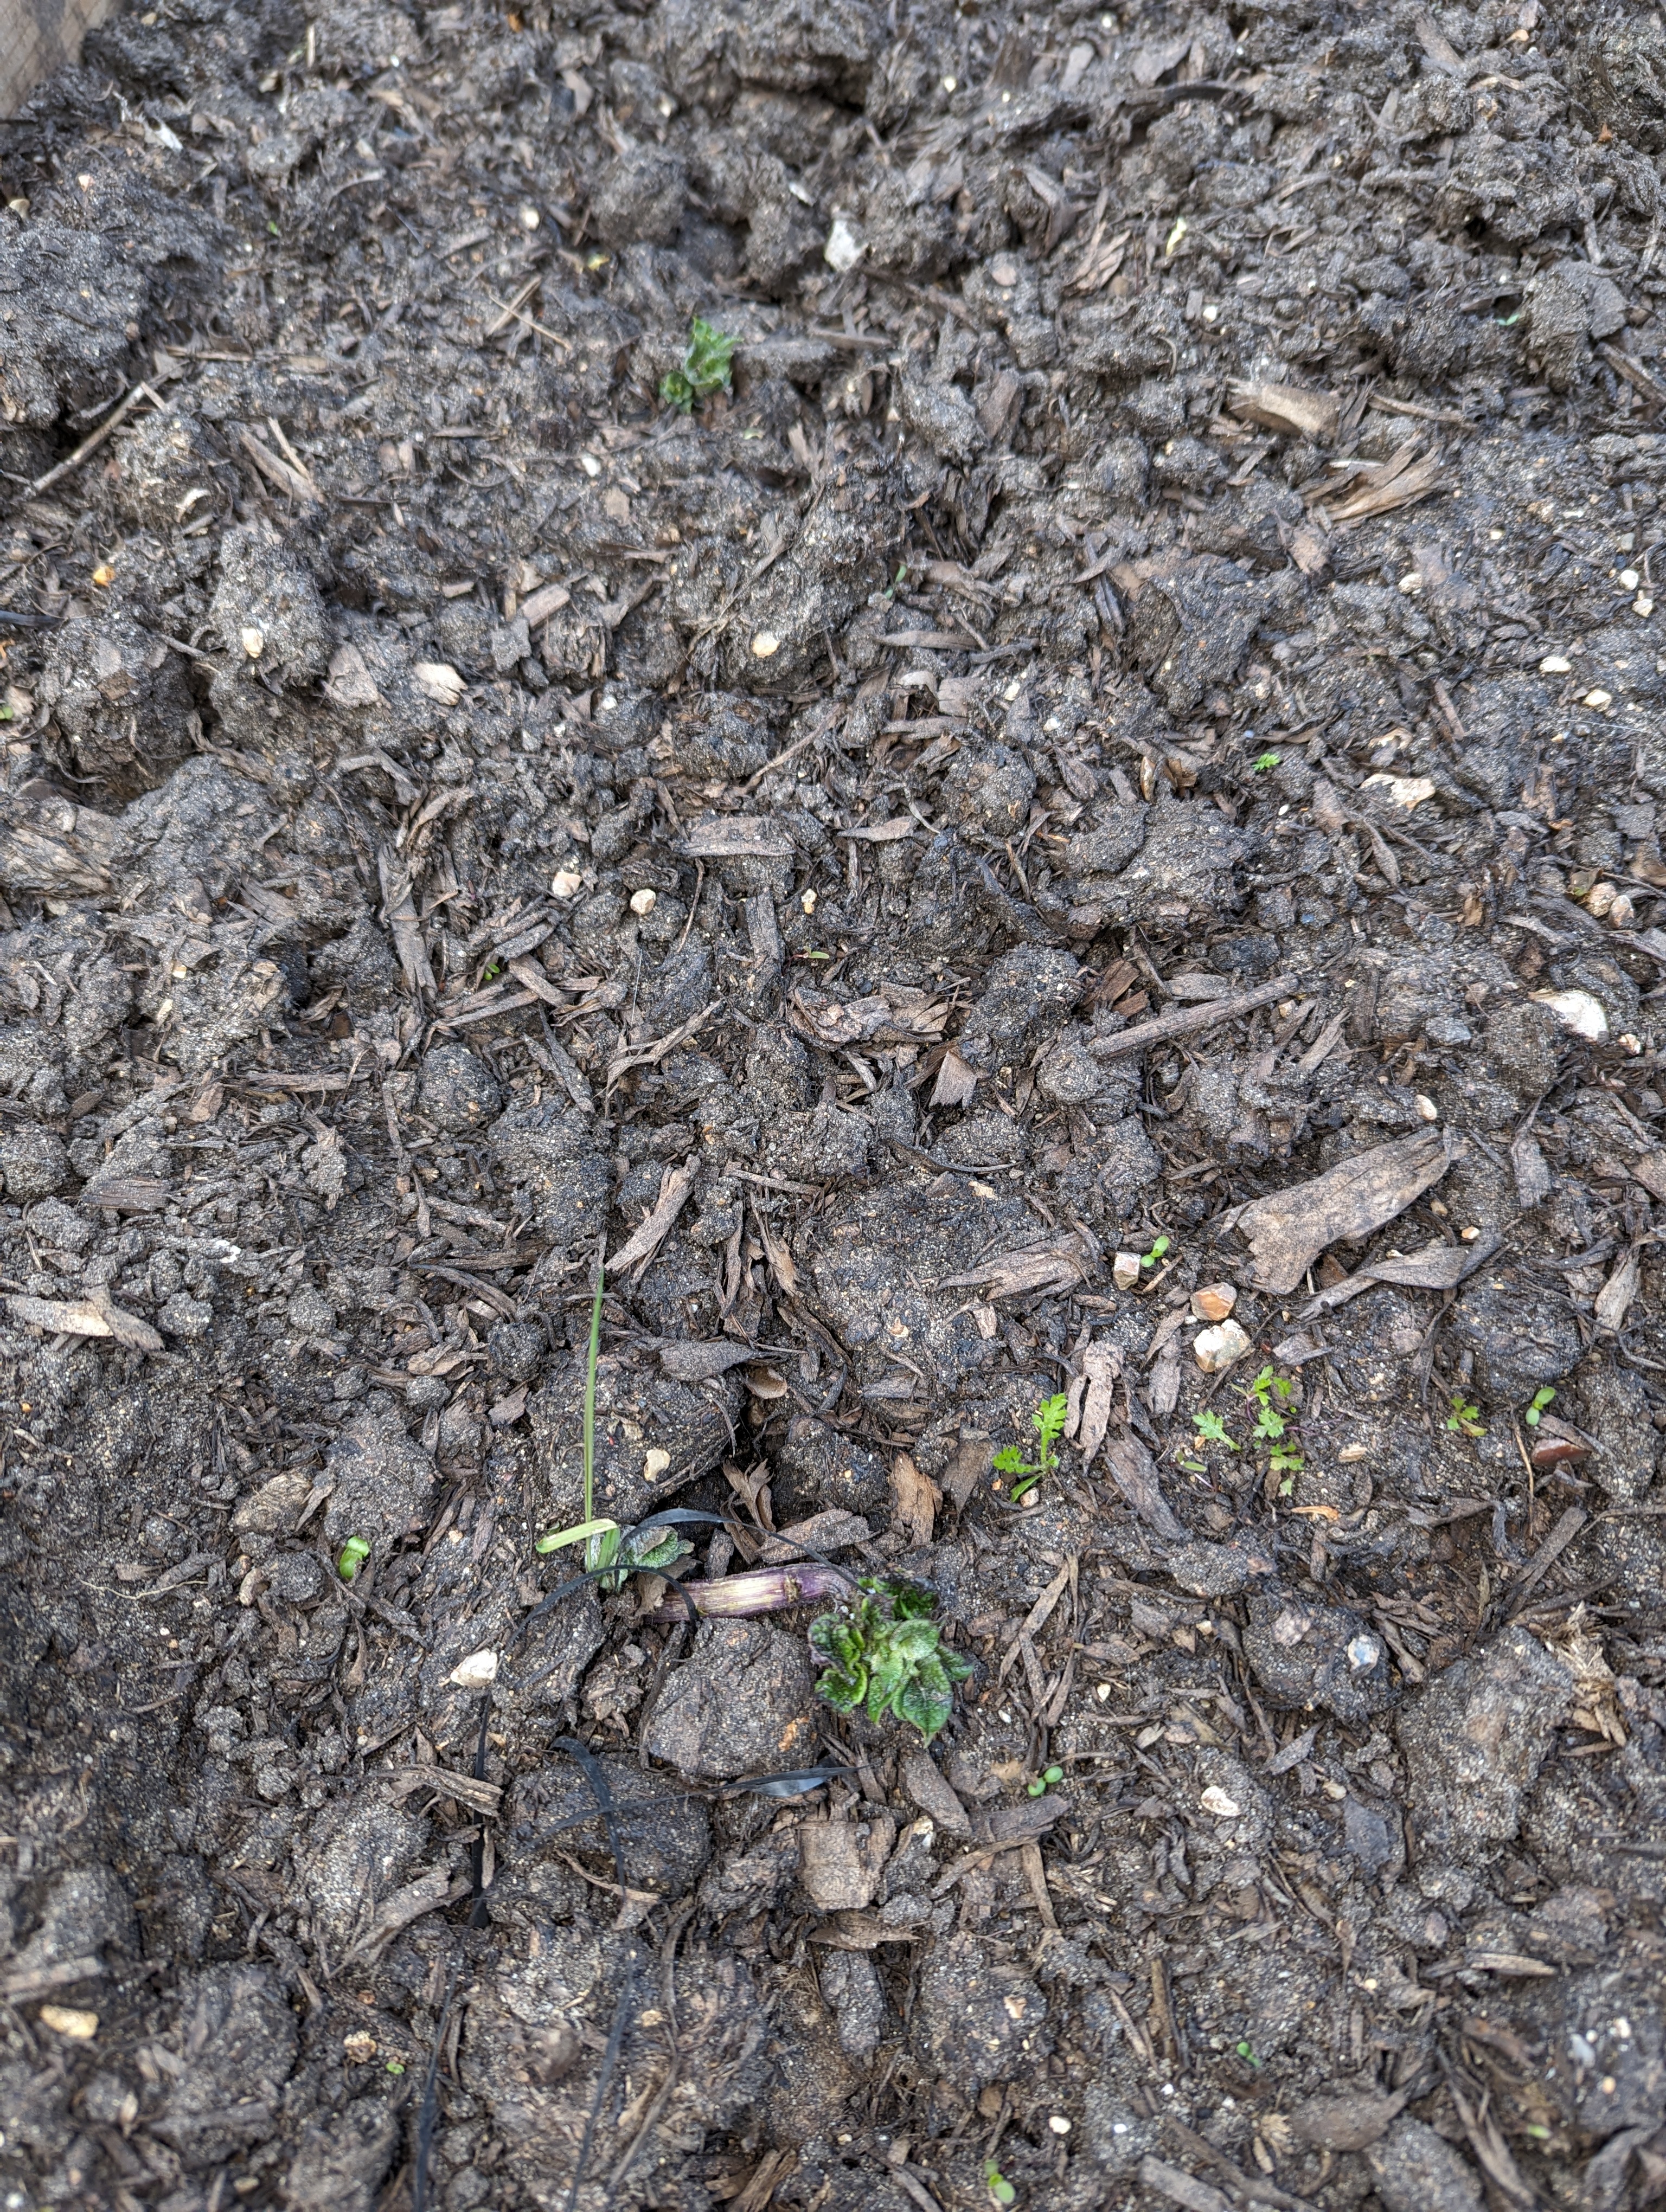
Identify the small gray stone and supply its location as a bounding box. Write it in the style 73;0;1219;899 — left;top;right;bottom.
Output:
1398;1624;1572;1862
0;1122;71;1203
640;1619;818;1780
1366;2118;1485;2212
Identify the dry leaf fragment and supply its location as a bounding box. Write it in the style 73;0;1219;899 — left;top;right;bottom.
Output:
889;1452;940;1546
1200;1784;1242;1818
1229;1128;1458;1294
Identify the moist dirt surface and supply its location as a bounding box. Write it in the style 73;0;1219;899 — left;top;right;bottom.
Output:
2;1;1666;2208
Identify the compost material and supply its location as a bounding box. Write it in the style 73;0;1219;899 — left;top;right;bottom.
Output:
1;1;1665;2207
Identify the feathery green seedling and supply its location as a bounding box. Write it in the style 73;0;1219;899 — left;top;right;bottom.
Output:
1446;1392;1485;1439
810;1578;972;1742
1245;1365;1304;1490
1194;1410;1238;1452
337;1535;371;1582
1252;750;1282;773
660;316;738;411
994;1391;1069;1502
1524;1386;1556;1427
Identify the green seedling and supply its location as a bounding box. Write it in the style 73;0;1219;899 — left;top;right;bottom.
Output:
660;316;738;412
337;1535;371;1582
1235;2039;1263;2070
1245;1366;1304;1487
811;1577;972;1743
994;1392;1070;1502
1140;1234;1170;1269
1252;750;1282;773
1027;1764;1065;1798
1446;1392;1486;1440
984;2162;1018;2208
1524;1386;1556;1427
1194;1410;1238;1452
534;1260;693;1587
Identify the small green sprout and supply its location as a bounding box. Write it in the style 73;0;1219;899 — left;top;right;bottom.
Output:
993;1392;1069;1502
984;2161;1018;2208
385;2059;406;2075
1235;2039;1262;2070
533;1262;695;1588
483;961;502;982
1526;2124;1551;2142
1245;1367;1304;1483
1194;1410;1238;1452
1524;1386;1556;1427
337;1535;371;1582
811;1578;972;1742
660;316;739;412
1252;750;1282;773
1447;1393;1486;1439
1140;1234;1170;1269
1026;1764;1065;1798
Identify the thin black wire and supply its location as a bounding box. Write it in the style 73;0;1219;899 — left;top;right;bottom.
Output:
564;1962;636;2212
550;1734;628;1898
412;1954;459;2212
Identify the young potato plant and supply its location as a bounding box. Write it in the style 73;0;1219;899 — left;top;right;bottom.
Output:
810;1578;972;1743
660;316;738;411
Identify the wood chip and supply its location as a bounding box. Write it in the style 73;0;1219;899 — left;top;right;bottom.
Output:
1229;380;1339;443
1089;972;1297;1060
7;1292;163;1352
608;1162;696;1276
889;1451;940;1545
1229;1128;1459;1294
1101;1430;1186;1540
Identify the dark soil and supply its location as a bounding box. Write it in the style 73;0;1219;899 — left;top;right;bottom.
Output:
2;1;1665;2207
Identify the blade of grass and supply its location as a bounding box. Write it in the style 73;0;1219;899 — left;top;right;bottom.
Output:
582;1245;604;1531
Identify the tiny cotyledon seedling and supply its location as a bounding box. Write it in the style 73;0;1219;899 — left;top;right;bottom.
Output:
811;1578;972;1742
994;1392;1069;1503
660;316;738;412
